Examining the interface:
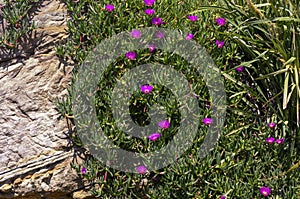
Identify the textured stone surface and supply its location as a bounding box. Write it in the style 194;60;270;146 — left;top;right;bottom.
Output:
0;1;90;198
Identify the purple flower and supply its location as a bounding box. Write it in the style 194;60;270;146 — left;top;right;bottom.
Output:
186;33;194;40
130;30;141;39
158;120;170;129
136;165;147;174
105;4;114;12
155;31;164;38
203;117;213;125
266;137;275;144
81;167;87;174
259;186;271;197
140;84;153;94
215;40;225;48
125;51;136;60
219;196;226;199
235;66;244;72
268;122;276;128
216;17;226;26
151;17;164;26
276;138;284;144
148;43;156;53
144;0;155;6
187;15;198;22
148;133;161;141
144;8;155;15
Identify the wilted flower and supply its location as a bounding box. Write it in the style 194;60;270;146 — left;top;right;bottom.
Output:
158;120;170;129
266;137;275;144
152;177;159;182
105;4;114;12
235;66;245;72
203;118;213;125
144;0;155;6
268;122;276;128
259;186;271;197
144;8;155;15
81;167;87;174
136;165;147;174
103;171;108;181
4;41;16;48
155;31;164;38
148;133;161;141
205;101;211;109
187;15;198;22
276;138;284;144
216;17;226;26
130;30;141;39
148;43;156;53
186;33;194;40
140;84;153;94
215;40;225;48
125;51;136;60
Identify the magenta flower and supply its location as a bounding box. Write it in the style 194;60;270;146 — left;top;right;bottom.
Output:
125;51;136;60
140;84;153;94
144;8;155;15
266;137;275;144
216;17;226;26
130;30;141;39
105;4;114;12
186;33;194;40
259;186;271;197
148;133;161;141
144;0;155;6
203;117;213;125
158;120;170;129
276;138;284;144
219;196;226;199
268;122;276;128
215;40;225;48
136;165;147;174
155;31;164;38
187;15;198;22
81;167;87;174
151;17;164;26
148;43;156;53
235;66;244;72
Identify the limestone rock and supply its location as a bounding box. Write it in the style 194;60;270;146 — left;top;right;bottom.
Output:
72;190;93;199
0;0;90;198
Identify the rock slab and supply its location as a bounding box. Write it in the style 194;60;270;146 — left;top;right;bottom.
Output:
0;1;90;198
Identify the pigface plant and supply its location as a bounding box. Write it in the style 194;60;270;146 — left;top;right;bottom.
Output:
71;27;226;173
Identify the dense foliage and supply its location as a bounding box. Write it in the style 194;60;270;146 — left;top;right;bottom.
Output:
53;0;300;198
